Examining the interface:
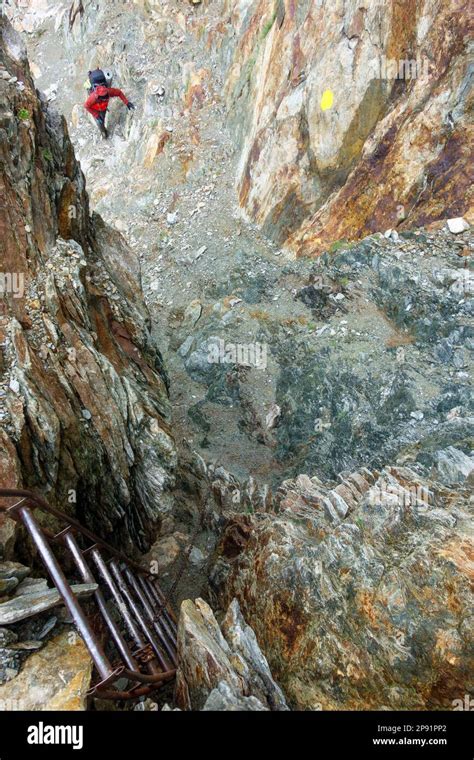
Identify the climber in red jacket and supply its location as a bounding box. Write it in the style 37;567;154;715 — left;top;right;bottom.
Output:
84;70;135;138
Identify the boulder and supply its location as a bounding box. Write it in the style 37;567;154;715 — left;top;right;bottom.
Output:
447;218;470;234
0;562;30;582
203;681;267;711
432;447;474;485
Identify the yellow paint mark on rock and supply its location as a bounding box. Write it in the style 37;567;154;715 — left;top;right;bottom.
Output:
320;89;334;111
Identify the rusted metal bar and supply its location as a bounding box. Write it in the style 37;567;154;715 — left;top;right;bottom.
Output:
18;506;115;683
137;573;177;650
124;568;177;667
90;547;151;658
121;667;176;684
94;671;175;701
144;575;178;632
0;489;178;700
62;530;138;672
109;561;170;672
138;575;177;649
0;488;154;578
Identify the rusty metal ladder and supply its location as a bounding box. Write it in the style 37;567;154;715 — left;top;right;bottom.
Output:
0;488;178;700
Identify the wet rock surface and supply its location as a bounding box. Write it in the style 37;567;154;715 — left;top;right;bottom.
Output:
9;2;472;490
172;229;474;485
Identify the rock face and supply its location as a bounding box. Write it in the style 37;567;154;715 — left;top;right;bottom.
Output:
0;17;176;552
3;2;472;715
0;630;92;710
172;227;474;486
222;0;473;253
7;2;472;492
174;597;288;710
210;465;473;710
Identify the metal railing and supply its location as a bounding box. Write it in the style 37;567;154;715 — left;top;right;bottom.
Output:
0;488;178;700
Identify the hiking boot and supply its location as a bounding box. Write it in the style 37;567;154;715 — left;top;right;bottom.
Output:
97;120;108;139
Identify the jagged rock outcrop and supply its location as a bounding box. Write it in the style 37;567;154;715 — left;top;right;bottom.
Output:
174;597;288;710
222;0;473;253
0;17;176;552
210;465;473;710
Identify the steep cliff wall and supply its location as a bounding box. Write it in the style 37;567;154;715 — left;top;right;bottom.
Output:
0;18;176;554
223;0;473;254
0;4;472;715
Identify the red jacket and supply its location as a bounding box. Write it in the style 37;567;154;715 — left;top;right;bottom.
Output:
84;86;129;117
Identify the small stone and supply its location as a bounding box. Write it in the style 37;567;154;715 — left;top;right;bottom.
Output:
0;562;30;582
36;616;57;640
194;245;207;260
447;217;469;234
8;640;43;652
167;212;178;225
13;577;48;596
147;535;181;572
265;403;281;430
178;336;194;357
0;628;18;647
81;409;92;420
8;379;19;394
447;406;461;420
183;300;202;326
410;411;424;420
189;546;205;566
